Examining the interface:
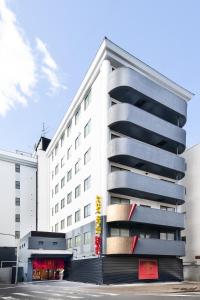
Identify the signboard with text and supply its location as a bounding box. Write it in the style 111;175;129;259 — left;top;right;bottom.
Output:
95;195;102;255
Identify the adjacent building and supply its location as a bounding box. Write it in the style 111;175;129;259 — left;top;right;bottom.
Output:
0;149;37;267
44;38;193;283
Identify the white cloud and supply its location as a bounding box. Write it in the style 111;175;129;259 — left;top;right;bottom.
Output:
0;0;66;116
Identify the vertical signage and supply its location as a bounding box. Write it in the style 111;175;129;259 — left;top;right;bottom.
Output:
95;195;102;255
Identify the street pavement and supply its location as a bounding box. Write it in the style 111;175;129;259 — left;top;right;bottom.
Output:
0;281;200;300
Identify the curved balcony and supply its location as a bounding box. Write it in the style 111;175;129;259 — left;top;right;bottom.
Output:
108;171;185;205
106;237;185;256
107;204;184;229
108;67;187;127
108;103;186;154
108;137;185;180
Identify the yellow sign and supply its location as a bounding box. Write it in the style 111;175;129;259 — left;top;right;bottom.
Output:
95;195;102;235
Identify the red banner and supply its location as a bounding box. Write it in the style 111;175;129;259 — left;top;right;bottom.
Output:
138;259;158;280
32;258;64;270
95;236;102;255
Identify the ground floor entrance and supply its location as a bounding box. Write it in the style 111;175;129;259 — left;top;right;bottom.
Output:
32;258;64;280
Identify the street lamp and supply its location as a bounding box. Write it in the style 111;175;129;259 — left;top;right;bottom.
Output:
0;232;19;284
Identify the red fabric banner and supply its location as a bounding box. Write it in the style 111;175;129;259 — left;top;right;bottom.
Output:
32;258;64;270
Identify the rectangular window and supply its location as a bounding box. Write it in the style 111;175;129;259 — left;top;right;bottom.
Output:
52;241;58;245
67;215;72;226
55;203;59;213
75;185;81;198
75;160;80;174
52;207;54;216
75;106;81;125
15;197;20;206
67;169;72;182
84;90;91;110
84;148;91;165
61;198;65;209
160;232;175;240
66;238;72;249
55;184;59;194
61;219;65;230
15;214;20;222
61;176;65;188
67;121;72;137
75;210;81;223
110;197;130;205
110;228;129;237
61;132;65;147
55;143;59;156
75;235;81;247
15;181;20;189
75;134;81;149
160;205;175;212
84;175;91;191
61;157;65;168
52;170;54;180
38;241;44;247
83;232;91;245
67;146;72;160
15;164;20;173
67;192;72;204
84;119;91;138
55;164;59;175
84;204;91;218
55;223;59;232
15;231;20;239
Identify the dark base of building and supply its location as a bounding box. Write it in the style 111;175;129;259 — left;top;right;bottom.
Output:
0;247;16;268
67;255;183;284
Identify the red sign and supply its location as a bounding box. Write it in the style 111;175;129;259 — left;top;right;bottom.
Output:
138;259;158;280
95;236;102;255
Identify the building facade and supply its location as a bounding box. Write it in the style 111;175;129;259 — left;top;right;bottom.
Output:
0;149;37;267
44;39;193;283
180;144;200;280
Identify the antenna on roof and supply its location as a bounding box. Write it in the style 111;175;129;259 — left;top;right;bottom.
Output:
41;122;48;137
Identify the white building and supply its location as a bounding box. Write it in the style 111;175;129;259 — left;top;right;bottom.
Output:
0;149;37;266
42;38;193;283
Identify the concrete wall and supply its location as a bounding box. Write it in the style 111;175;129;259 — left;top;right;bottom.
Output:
0;267;12;283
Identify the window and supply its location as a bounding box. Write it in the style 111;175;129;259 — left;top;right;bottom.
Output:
67;192;72;204
15;214;20;222
84;90;91;110
75;185;81;198
84;176;91;191
61;198;65;209
67;121;72;137
15;197;20;206
84;204;91;218
140;232;151;239
61;219;65;230
52;171;54;180
75;106;81;125
38;241;44;247
67;169;72;182
61;157;65;168
83;232;91;245
67;146;72;160
160;205;175;212
160;232;175;240
52;241;58;245
55;203;59;213
61;132;65;147
111;197;130;205
75;235;81;247
55;143;59;156
55;184;59;194
66;238;72;249
75;134;81;149
15;231;20;239
84;148;91;165
67;215;72;226
110;228;129;237
84;119;91;138
52;207;54;216
61;177;65;188
15;181;20;189
51;151;54;161
55;223;59;232
55;164;59;175
75;160;80;174
75;210;81;223
15;164;20;173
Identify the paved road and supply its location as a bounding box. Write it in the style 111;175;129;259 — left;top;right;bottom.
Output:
0;281;200;300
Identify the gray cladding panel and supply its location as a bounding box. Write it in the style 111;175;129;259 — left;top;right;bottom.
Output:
28;237;66;250
108;170;185;205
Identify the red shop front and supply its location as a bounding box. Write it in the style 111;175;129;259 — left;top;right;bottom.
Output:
32;258;64;280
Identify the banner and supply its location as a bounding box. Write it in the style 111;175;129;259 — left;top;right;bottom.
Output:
95;195;102;255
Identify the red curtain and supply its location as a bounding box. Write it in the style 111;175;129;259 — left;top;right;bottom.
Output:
32;258;64;270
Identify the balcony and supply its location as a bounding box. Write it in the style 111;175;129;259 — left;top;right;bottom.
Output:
108;103;186;154
108;171;185;205
107;204;184;229
108;137;185;180
106;237;185;256
108;67;187;127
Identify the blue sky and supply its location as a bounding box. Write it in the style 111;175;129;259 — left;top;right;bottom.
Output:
0;0;199;152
